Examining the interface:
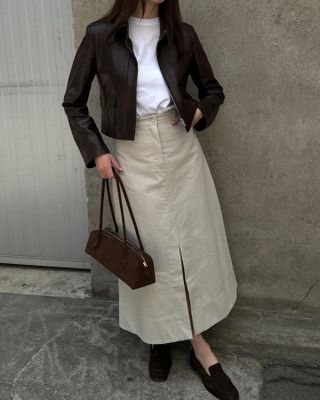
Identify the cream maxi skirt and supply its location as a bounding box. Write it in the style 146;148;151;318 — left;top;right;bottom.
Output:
109;107;238;344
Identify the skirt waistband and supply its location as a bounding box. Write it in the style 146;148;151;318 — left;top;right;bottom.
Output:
135;107;178;126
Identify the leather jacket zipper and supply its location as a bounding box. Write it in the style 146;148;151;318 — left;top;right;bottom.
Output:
125;26;186;127
104;226;149;268
156;32;186;126
124;34;138;132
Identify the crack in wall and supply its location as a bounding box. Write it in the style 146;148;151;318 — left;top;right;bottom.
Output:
292;279;320;311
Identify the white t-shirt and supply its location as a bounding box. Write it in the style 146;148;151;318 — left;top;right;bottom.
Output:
128;15;175;116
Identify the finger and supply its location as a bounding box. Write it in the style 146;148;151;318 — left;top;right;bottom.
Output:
171;116;181;125
105;164;114;179
99;163;113;179
111;156;124;171
99;167;108;179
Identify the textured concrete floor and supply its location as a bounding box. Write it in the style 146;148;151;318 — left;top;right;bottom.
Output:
0;289;319;400
0;265;91;298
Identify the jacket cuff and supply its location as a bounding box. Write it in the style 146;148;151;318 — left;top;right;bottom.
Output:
82;144;110;169
194;98;220;132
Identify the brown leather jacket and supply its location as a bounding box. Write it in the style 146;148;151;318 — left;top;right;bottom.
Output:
61;20;225;168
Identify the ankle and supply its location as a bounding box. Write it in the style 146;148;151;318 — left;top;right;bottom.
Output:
193;341;211;355
191;335;210;349
190;333;206;346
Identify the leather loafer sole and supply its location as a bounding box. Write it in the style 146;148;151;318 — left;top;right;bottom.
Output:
189;347;239;400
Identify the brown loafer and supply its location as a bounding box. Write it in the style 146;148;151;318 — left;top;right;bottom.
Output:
148;343;172;382
189;347;239;399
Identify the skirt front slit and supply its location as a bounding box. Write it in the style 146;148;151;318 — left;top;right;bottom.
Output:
109;108;238;344
179;244;195;336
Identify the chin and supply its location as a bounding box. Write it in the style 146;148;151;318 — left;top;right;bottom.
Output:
150;0;166;4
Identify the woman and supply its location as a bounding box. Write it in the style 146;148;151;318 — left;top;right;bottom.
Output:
62;1;239;398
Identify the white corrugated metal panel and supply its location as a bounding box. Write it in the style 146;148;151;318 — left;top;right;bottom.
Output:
0;0;91;269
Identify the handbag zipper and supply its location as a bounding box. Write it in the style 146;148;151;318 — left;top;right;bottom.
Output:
103;227;149;268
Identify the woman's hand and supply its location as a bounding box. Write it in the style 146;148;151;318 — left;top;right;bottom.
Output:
170;107;204;128
95;153;124;179
190;108;203;128
170;114;183;125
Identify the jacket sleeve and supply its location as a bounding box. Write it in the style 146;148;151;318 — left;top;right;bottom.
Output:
189;26;225;131
61;25;110;168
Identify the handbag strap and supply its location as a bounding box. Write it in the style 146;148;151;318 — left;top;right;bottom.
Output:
97;166;145;252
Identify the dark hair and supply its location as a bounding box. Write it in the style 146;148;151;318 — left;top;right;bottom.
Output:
92;0;187;54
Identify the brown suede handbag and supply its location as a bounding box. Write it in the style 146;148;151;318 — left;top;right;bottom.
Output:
85;167;156;289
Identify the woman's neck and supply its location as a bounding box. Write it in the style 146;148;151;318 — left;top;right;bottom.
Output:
131;3;159;19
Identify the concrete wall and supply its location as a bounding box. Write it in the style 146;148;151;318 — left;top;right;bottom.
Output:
69;1;320;309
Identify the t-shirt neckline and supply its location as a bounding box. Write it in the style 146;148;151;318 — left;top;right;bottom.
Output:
128;16;160;26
